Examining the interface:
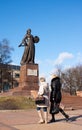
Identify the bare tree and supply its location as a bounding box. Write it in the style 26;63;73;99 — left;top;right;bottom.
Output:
61;64;82;95
0;39;14;92
0;39;14;64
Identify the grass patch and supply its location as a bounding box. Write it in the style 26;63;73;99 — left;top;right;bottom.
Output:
0;96;36;110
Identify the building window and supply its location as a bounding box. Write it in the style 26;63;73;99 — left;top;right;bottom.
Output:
15;73;20;78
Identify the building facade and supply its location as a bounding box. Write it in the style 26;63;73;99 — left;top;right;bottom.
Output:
0;63;20;92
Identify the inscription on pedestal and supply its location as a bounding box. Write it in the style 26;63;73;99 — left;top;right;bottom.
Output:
27;69;37;76
19;64;39;90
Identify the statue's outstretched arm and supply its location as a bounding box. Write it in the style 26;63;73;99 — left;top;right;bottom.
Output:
18;34;27;47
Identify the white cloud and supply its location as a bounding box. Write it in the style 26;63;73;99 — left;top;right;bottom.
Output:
54;52;74;65
36;52;82;83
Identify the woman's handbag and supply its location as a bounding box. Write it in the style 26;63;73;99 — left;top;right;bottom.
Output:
50;103;59;114
35;96;45;105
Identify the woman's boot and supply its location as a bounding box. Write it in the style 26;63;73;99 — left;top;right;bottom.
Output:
59;108;69;121
49;114;55;123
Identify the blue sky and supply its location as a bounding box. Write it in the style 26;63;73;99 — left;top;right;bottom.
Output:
0;0;82;81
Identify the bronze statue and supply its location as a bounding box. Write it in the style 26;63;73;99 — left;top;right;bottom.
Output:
18;29;39;65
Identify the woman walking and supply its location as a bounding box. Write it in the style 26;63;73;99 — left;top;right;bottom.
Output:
36;77;49;124
49;75;69;123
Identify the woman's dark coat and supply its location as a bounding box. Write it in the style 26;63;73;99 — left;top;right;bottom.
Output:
50;77;62;114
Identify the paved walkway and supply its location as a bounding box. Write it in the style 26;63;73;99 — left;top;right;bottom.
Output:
0;109;82;130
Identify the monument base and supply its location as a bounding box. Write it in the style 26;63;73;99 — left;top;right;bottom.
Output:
19;63;39;91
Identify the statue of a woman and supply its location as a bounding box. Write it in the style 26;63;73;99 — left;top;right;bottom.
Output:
18;29;39;65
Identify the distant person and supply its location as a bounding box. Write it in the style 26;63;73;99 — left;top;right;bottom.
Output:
49;74;69;123
36;77;50;124
18;29;39;65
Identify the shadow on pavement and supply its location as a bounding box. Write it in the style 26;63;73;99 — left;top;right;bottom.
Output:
48;114;82;124
69;115;82;122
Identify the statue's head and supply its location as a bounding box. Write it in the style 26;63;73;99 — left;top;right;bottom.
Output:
27;29;31;34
